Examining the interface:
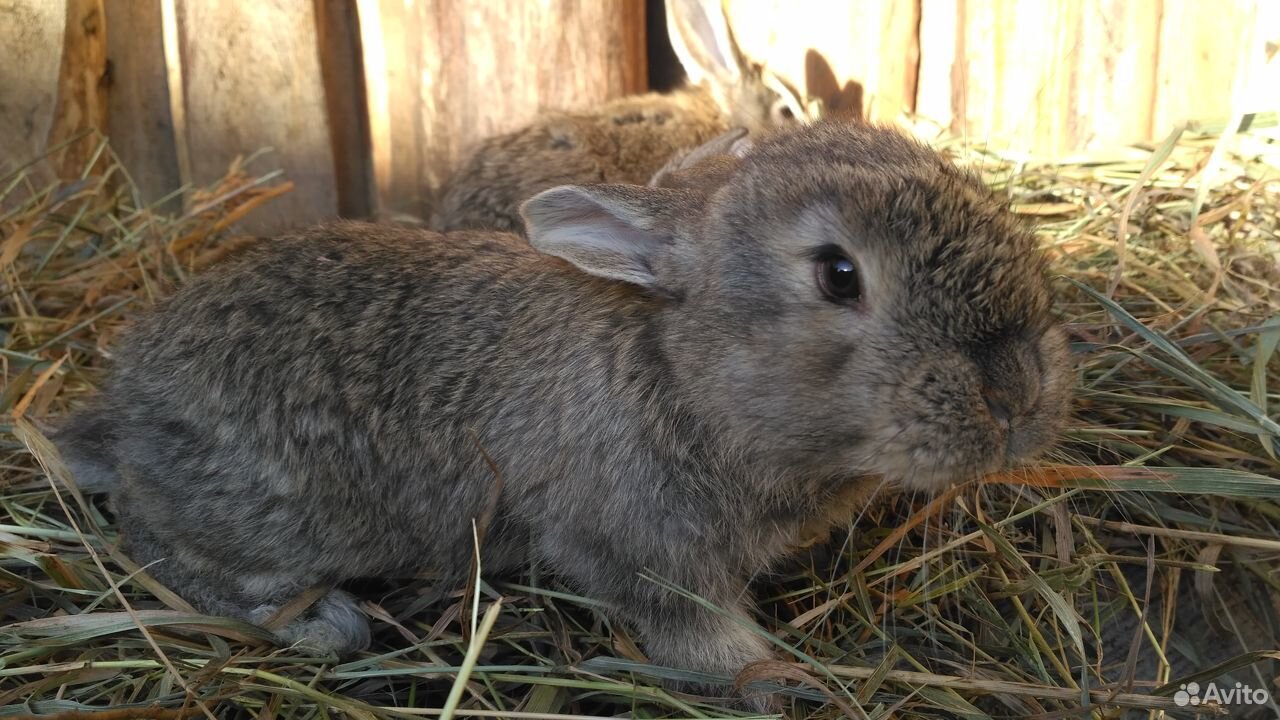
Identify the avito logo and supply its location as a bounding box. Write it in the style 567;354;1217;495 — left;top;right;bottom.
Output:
1174;681;1270;708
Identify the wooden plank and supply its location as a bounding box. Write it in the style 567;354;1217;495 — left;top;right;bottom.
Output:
173;0;339;232
1072;0;1161;149
47;0;109;179
936;0;1089;155
0;1;66;183
1152;0;1260;135
363;0;646;219
353;0;392;212
723;0;920;122
916;0;1268;155
314;0;374;219
103;0;182;207
622;0;649;96
917;0;1132;155
914;0;958;131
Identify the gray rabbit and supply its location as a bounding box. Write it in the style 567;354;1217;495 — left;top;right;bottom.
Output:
56;122;1072;709
429;0;809;234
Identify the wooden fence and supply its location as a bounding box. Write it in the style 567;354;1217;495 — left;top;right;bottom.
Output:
1;0;1274;232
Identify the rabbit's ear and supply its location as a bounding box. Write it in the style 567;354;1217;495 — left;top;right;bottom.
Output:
649;127;750;188
666;0;743;85
521;185;682;289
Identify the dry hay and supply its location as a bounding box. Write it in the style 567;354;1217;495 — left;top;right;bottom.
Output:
1;124;1278;719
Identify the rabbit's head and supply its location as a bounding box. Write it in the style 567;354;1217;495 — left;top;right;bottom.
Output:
666;0;811;133
522;122;1072;492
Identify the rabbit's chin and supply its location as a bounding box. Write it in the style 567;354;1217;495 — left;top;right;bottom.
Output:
868;453;1006;494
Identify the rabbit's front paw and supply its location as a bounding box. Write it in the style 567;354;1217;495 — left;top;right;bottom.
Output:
252;589;370;656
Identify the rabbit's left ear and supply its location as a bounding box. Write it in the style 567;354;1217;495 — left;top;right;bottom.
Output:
648;127;751;188
521;185;686;291
665;0;743;85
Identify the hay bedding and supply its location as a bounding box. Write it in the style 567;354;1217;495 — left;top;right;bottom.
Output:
0;126;1277;718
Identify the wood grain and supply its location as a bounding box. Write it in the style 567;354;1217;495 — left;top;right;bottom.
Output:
1072;0;1161;148
104;0;181;207
173;0;338;232
314;0;374;218
47;0;109;179
0;1;66;183
923;0;1089;155
4;0;1273;229
1152;0;1260;135
915;0;1264;155
922;0;1162;153
362;0;647;218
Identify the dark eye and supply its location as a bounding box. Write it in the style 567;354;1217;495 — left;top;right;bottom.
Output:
771;99;795;123
816;253;861;303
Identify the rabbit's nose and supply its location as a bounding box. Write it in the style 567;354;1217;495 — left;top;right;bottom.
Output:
982;386;1012;428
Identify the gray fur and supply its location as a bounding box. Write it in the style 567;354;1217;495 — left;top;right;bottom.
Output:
55;122;1072;708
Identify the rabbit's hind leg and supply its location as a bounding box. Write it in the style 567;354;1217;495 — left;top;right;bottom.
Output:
122;518;370;656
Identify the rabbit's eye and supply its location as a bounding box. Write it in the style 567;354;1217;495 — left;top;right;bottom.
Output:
771;99;796;123
816;252;861;303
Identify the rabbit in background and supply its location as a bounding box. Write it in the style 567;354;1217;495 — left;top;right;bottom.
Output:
428;0;813;234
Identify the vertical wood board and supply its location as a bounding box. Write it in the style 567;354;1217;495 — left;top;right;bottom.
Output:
46;0;109;179
915;0;1265;155
174;0;339;232
104;0;182;208
1152;0;1260;135
362;0;646;218
0;1;66;183
314;0;375;218
3;0;1275;229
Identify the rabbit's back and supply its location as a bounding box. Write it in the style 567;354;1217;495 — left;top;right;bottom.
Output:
96;228;515;579
74;224;664;586
433;89;725;233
